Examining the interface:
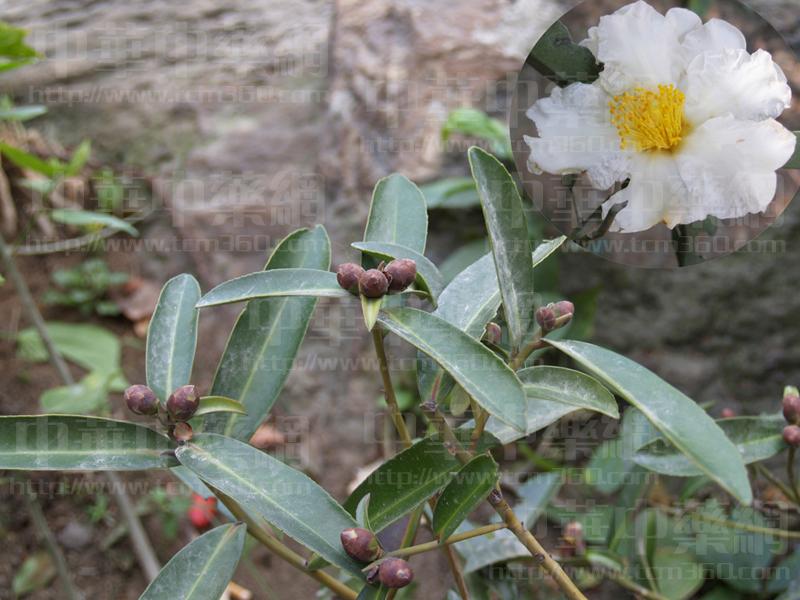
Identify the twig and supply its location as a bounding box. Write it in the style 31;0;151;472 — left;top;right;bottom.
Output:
386;503;425;600
789;448;800;504
604;569;668;600
23;480;83;600
371;328;412;447
754;463;797;505
421;401;588;600
661;505;800;539
0;233;162;581
214;489;358;600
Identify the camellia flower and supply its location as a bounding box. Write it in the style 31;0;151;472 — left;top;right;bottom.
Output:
525;0;796;233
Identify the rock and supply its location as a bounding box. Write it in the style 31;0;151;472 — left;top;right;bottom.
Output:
58;521;93;550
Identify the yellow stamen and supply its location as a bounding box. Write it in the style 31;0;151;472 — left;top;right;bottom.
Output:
609;84;686;152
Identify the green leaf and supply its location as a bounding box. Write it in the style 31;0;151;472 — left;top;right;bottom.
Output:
416;237;566;403
16;322;128;390
471;365;618;445
518;366;619;419
197;268;348;308
468;146;534;352
50;209;138;236
65;140;91;176
0;142;61;177
378;307;526;431
363;174;428;254
433;455;498;541
204;227;330;440
146;274;201;403
784;132;800;169
0;22;38;63
421;177;480;210
584;438;627;494
0;105;46;121
193;396;247;417
0;415;176;470
634;415;786;476
12;551;55;596
768;547;800;594
527;20;601;86
692;499;784;593
40;371;114;415
652;548;704;600
175;433;362;575
547;340;752;504
352;241;444;302
438;238;491;283
140;523;246;600
361;295;383;332
442;109;512;160
345;436;459;531
515;472;562;529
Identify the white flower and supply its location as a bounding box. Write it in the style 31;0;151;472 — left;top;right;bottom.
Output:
524;0;796;233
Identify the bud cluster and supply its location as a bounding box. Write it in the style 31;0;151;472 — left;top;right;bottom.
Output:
336;259;417;299
535;300;575;333
783;386;800;447
124;383;200;443
339;528;414;589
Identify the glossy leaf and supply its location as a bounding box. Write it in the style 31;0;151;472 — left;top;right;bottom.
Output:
51;209;138;236
473;366;617;445
352;241;444;301
205;227;329;439
345;436;459;531
379;308;526;431
175;434;362;575
527;20;601;86
196;268;348;308
468;146;534;352
140;523;246;600
518;366;619;419
443;109;512;160
363;173;427;254
548;340;752;504
193;396;247;417
433;455;498;541
0;105;47;121
0;415;176;470
146;274;201;404
652;548;704;600
12;552;55;596
417;237;566;402
634;415;786;476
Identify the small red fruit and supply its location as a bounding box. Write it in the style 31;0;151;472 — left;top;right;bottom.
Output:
720;408;736;419
187;493;217;530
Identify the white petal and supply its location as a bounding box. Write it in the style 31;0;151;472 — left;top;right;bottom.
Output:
589;1;699;95
665;7;703;40
525;82;629;189
603;152;688;233
675;115;797;221
684;49;792;124
680;18;747;65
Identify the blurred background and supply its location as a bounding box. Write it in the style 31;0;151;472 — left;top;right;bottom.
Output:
0;0;799;597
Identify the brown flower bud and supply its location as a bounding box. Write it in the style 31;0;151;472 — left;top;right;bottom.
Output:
378;557;414;589
383;259;416;293
784;392;800;425
483;322;502;345
563;521;585;555
359;269;389;298
166;385;200;422
124;384;159;416
336;263;365;294
535;305;557;331
554;300;575;318
171;422;194;443
365;566;380;585
340;527;382;563
784;425;800;447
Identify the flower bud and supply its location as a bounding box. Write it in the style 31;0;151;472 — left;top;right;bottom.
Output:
166;384;200;422
554;300;575;318
359;269;389;298
562;521;586;556
340;527;382;562
378;557;414;589
336;263;365;294
123;384;159;416
483;322;502;345
720;408;736;419
535;305;557;331
383;259;416;293
784;387;800;425
784;425;800;447
172;422;193;443
365;566;380;585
